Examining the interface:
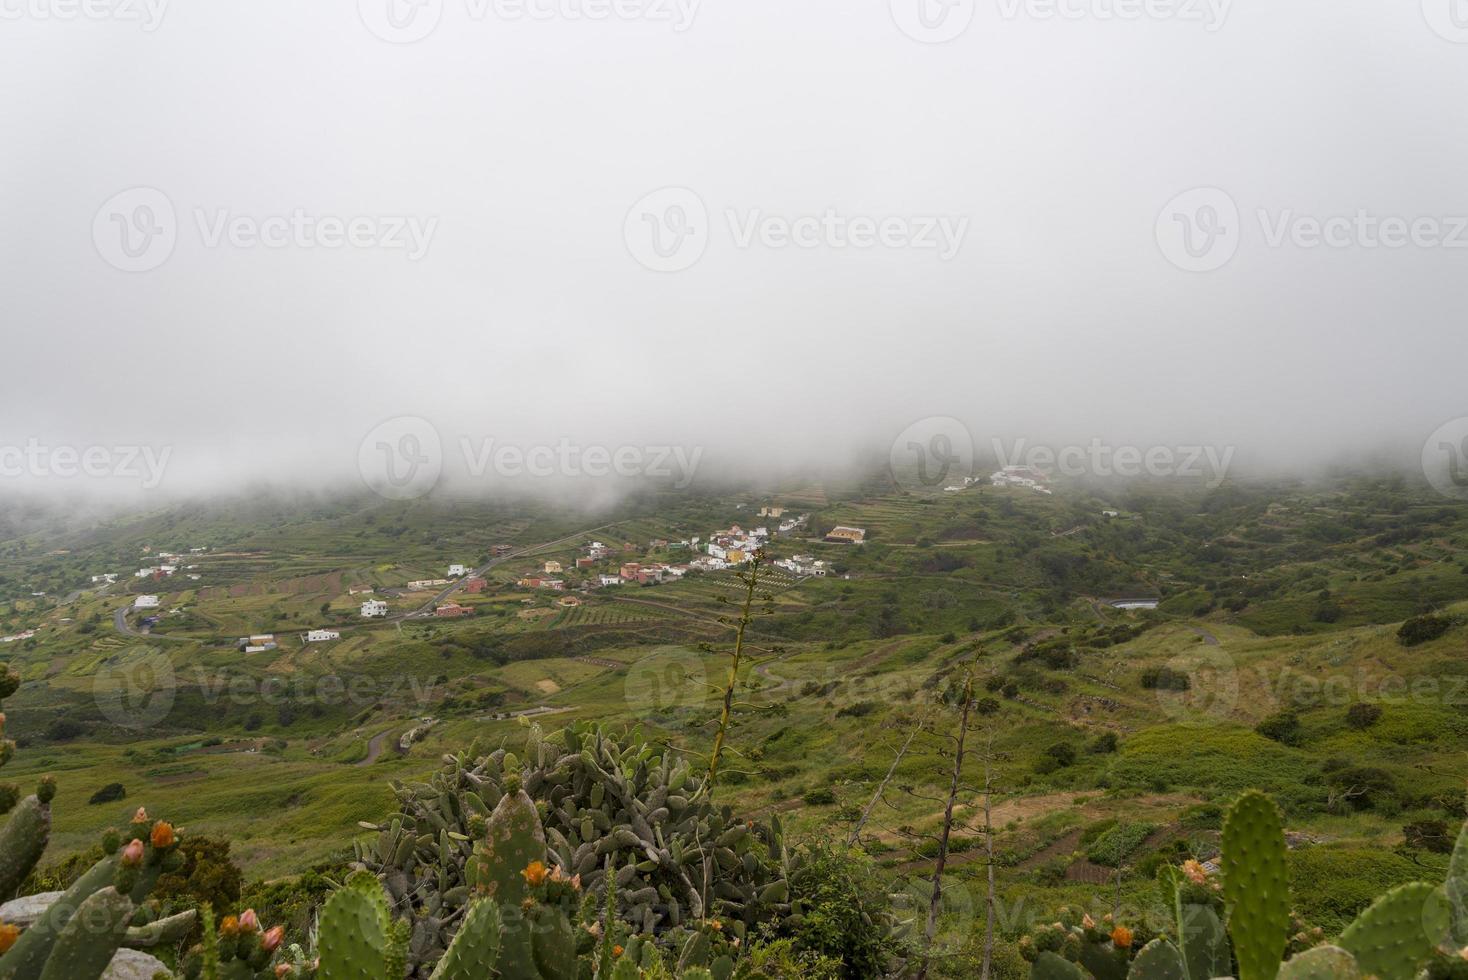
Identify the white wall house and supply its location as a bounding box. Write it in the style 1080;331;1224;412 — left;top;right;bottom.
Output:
361;599;389;618
447;564;468;578
307;629;341;642
134;595;160;609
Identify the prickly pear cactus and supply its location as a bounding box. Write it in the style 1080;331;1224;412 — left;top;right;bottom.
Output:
318;871;399;980
427;899;500;980
357;723;792;975
1221;791;1291;980
1275;945;1362;980
1127;940;1185;980
1338;882;1449;980
1448;818;1468;947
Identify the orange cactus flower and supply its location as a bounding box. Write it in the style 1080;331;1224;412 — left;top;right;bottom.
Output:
0;922;19;954
709;919;723;932
150;821;175;850
219;915;241;938
1181;859;1208;885
613;945;625;957
521;861;548;887
1111;926;1134;949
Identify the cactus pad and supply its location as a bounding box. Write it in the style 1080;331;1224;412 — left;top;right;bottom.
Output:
1222;790;1290;980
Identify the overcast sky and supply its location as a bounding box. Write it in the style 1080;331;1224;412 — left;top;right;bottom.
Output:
2;0;1466;499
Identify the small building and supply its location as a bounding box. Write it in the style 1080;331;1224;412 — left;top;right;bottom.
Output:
544;561;563;574
464;577;488;594
519;576;544;589
348;585;374;595
1101;510;1120;518
558;596;582;607
543;579;566;592
759;506;785;518
134;595;160;609
620;563;642;580
491;544;514;556
447;564;469;578
306;629;340;642
825;526;867;544
361;599;389;618
599;575;622;587
576;557;595;569
436;604;473;618
407;579;449;591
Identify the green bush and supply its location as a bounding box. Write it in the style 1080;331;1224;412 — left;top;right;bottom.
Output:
86;782;125;805
783;843;904;978
1084;821;1155;867
1345;702;1383;729
1398;614;1453;646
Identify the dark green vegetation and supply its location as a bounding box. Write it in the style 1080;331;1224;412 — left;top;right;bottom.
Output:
0;467;1464;976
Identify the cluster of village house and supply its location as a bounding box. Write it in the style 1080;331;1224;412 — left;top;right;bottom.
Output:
942;466;1054;495
349;510;873;619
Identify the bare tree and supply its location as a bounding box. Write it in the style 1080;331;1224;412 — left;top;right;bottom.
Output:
874;669;1005;980
848;713;925;847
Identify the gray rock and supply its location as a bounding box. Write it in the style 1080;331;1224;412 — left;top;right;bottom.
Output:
105;948;170;979
0;890;62;927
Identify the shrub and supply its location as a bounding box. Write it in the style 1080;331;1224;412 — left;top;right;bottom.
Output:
153;835;244;920
87;782;125;805
1255;710;1302;745
804;787;837;806
1089;732;1119;754
1345;702;1383;729
1398;614;1453;646
1085;821;1156;867
1324;764;1395;810
1140;666;1190;691
1401;819;1455;854
783;843;902;978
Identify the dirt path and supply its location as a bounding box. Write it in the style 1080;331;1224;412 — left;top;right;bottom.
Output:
359;729;394;767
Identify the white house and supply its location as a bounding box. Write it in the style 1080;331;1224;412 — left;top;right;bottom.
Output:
447;564;468;578
91;573;118;585
361;599;389;618
134;595;160;609
306;629;341;643
599;575;623;587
